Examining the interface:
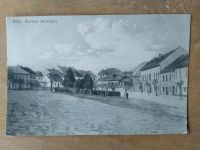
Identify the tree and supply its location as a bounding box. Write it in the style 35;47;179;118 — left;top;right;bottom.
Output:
139;81;143;94
73;79;84;91
177;80;184;100
63;68;75;88
108;81;119;95
145;81;150;95
123;79;133;92
153;79;158;96
83;74;93;90
47;73;54;92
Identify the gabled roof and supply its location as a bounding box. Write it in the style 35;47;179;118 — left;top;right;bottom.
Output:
47;68;62;75
58;66;82;77
98;68;122;75
35;71;43;76
140;47;185;71
47;68;63;83
132;62;147;77
8;66;30;75
161;55;189;73
20;66;36;74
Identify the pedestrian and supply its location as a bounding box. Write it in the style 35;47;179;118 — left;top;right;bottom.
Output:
126;92;129;100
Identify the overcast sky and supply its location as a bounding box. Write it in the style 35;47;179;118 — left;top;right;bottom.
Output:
7;15;190;74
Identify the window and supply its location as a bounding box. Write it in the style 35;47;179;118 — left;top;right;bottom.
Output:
163;75;164;82
163;87;165;92
149;74;151;81
170;75;171;81
166;75;168;82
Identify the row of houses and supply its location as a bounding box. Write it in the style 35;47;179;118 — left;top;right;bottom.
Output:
8;47;189;96
7;64;98;90
96;47;189;96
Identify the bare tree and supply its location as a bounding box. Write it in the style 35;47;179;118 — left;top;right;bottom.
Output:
145;81;150;95
153;79;158;96
177;80;184;100
47;73;54;92
139;81;143;94
108;81;119;95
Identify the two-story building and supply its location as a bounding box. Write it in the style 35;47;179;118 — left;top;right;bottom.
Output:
97;68;122;90
160;55;188;96
7;65;31;90
45;68;64;88
140;47;188;95
20;66;37;88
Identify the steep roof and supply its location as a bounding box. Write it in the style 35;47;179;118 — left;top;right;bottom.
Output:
140;47;185;71
47;68;63;83
58;66;82;77
20;66;36;74
8;66;30;75
161;55;189;73
98;68;122;75
35;71;43;76
47;68;62;75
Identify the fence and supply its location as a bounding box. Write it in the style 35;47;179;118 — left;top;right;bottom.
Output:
54;87;121;97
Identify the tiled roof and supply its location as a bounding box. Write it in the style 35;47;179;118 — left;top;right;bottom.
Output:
98;68;122;75
20;66;36;74
140;47;185;71
161;55;189;73
8;66;30;75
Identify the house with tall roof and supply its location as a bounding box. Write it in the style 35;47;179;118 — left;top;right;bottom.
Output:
35;71;44;87
7;65;31;90
140;47;188;94
58;66;83;80
44;68;64;88
160;55;189;96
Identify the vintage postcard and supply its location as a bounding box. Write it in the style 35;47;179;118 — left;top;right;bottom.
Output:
6;15;190;135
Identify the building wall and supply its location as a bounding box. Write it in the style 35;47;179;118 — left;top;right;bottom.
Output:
140;66;161;93
7;73;31;90
174;67;188;96
132;76;141;91
160;72;175;95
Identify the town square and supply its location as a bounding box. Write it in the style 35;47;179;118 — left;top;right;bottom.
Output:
6;15;190;135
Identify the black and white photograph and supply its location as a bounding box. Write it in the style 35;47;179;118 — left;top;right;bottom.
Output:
6;15;190;135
